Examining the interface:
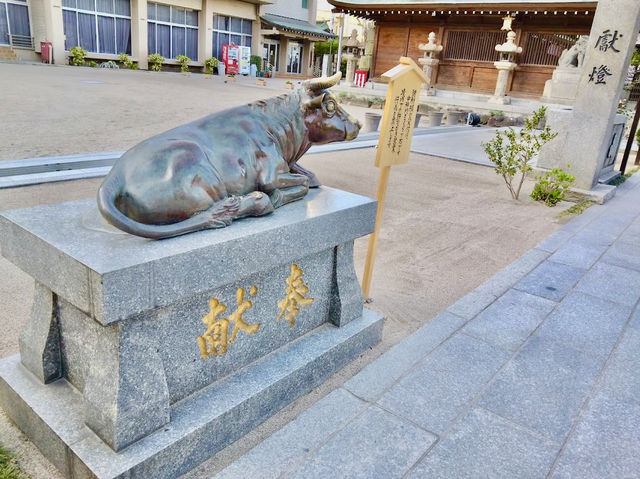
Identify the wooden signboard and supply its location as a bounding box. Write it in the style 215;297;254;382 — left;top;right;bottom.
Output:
375;58;427;167
363;57;428;298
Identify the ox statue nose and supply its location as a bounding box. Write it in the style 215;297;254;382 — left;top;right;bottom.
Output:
345;117;361;141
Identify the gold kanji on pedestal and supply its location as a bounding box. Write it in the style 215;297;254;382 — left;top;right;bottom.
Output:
197;286;260;359
276;264;314;328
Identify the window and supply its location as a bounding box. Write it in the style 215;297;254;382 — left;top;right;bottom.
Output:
301;0;308;9
0;0;31;46
212;14;251;60
148;2;198;60
62;0;131;54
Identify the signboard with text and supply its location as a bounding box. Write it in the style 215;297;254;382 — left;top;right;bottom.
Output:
375;57;428;167
363;57;428;298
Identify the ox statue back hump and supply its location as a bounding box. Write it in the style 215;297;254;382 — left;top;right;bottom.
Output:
97;72;360;239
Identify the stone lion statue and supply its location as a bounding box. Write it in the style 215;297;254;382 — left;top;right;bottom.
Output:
558;36;588;69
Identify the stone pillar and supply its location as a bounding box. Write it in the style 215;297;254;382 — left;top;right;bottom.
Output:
321;53;329;76
43;0;66;65
489;61;517;104
303;39;313;76
344;52;356;85
131;0;148;70
252;5;262;61
489;31;522;105
199;0;214;62
548;0;640;190
279;37;289;74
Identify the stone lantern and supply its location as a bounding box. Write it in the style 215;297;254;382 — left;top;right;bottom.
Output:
342;29;364;85
489;30;523;104
418;32;443;95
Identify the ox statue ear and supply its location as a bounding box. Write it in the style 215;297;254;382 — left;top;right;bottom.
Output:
304;72;342;93
304;93;325;110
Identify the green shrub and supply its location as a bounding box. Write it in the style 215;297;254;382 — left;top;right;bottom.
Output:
131;62;139;70
314;39;339;56
118;53;134;69
636;127;640;147
531;167;576;206
148;53;164;72
250;55;262;70
482;106;558;200
69;46;87;66
204;57;218;74
176;54;190;73
88;60;98;67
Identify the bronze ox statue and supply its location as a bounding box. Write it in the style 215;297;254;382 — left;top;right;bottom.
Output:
97;72;360;239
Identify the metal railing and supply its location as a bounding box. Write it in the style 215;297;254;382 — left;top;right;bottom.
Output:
9;34;33;49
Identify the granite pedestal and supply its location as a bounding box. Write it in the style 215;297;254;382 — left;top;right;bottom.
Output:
0;187;383;479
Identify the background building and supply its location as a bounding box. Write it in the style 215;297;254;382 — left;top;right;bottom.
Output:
1;0;331;76
261;0;334;76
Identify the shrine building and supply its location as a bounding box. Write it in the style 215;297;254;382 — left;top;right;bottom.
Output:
327;0;598;97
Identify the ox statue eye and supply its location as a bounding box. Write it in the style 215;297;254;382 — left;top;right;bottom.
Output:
325;100;336;115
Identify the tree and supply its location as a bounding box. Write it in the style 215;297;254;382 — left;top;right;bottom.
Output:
482;107;558;200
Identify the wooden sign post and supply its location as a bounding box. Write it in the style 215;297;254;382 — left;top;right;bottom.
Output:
362;57;428;299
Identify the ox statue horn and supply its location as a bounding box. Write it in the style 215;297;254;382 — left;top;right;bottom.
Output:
305;72;342;92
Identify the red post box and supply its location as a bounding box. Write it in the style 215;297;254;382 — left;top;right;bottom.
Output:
40;42;52;64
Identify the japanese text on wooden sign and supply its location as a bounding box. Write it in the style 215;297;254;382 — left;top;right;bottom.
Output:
375;57;427;168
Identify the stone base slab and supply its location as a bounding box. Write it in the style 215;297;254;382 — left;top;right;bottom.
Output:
567;184;616;204
488;96;511;105
541;68;581;105
0;308;383;479
598;169;621;185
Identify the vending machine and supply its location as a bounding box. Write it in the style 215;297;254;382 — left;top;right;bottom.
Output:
221;44;239;75
239;46;251;75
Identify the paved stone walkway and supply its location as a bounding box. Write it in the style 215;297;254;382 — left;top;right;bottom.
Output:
211;174;640;479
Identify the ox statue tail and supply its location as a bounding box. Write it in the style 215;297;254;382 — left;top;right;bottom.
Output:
97;175;239;240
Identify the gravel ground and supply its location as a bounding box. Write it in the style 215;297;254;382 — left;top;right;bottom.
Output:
0;62;571;478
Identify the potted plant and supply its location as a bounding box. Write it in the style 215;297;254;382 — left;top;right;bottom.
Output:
69;46;87;66
204;57;218;77
250;55;261;77
148;53;164;72
176;55;191;75
118;53;134;69
284;80;294;90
